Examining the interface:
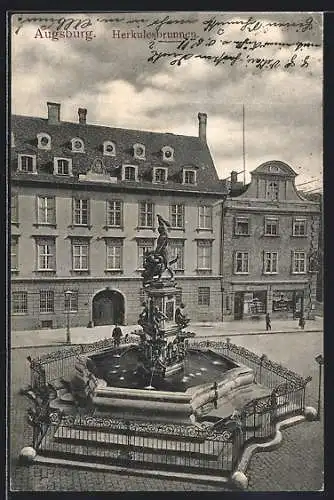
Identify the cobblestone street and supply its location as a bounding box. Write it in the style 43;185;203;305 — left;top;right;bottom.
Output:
10;331;324;491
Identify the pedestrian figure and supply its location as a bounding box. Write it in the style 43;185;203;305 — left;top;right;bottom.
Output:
265;313;271;331
112;324;122;348
299;316;306;330
213;381;219;409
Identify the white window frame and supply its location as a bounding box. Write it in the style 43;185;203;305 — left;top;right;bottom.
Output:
169;239;185;271
37;196;56;225
54;157;73;176
198;205;213;230
122;164;138;182
11;193;18;224
103;141;116;156
198;287;210;306
73;198;90;226
266;181;279;200
235;251;249;274
235;216;250;236
18;154;37;174
197;240;212;270
37;240;55;271
64;290;79;313
293;218;307;237
39;290;54;313
12;291;28;314
106;239;123;271
133;143;146;160
161;146;174;162
264;217;279;236
170;204;185;229
292;251;307;274
182;168;197;185
37;132;51;150
106;200;122;227
72;241;89;271
153;166;168;183
264;251;278;274
11;238;18;271
137;239;155;270
71;137;85;153
139;201;154;228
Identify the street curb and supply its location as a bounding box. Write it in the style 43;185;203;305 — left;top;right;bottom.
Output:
236;415;306;475
10;329;323;350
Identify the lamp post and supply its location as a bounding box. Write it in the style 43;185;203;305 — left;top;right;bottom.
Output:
315;354;324;420
65;290;73;344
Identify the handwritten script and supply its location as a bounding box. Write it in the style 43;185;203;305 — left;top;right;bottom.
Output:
13;13;321;72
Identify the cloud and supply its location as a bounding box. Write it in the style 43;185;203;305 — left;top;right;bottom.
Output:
11;11;323;186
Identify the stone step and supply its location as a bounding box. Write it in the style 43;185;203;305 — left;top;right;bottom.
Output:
53;427;227;460
39;444;229;474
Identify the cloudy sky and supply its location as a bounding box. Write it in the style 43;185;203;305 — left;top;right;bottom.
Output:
11;12;323;190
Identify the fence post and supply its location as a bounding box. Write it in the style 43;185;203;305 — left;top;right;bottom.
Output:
259;354;267;385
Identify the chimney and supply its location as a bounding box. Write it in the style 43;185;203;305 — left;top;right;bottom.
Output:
198;112;207;142
47;102;61;125
78;108;87;125
231;171;238;184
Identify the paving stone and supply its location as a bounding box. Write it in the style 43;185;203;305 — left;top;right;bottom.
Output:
10;333;323;491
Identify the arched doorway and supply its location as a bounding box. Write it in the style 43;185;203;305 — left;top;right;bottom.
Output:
92;289;125;326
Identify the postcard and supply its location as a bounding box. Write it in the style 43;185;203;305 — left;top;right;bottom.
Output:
9;11;323;492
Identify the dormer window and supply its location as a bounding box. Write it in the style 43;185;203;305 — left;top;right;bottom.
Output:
182;167;197;185
17;154;37;174
122;164;138;182
133;143;145;160
161;146;174;162
103;141;116;156
153;167;168;183
37;133;51;150
71;137;85;153
54;157;73;176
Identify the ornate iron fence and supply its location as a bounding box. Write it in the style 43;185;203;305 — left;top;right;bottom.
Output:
35;412;237;475
23;335;311;476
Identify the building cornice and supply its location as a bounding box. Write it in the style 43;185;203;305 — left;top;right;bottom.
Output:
11;175;228;199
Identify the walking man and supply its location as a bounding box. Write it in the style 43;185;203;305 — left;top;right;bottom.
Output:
299;316;306;330
265;312;271;331
112;323;123;348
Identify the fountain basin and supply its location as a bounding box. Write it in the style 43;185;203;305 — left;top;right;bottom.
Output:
71;345;255;423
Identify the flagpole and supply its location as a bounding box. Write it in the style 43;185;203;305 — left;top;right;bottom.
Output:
243;104;246;186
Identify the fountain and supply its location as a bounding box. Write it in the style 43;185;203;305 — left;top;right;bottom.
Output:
69;215;258;424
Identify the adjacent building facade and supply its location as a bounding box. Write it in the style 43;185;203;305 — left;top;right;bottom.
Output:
220;163;320;321
11;103;227;331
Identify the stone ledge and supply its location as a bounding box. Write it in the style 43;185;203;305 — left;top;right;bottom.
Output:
32;455;230;487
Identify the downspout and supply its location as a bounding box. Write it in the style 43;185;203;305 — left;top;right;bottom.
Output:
219;195;227;322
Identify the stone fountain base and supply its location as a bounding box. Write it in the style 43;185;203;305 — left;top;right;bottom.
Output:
70;346;258;424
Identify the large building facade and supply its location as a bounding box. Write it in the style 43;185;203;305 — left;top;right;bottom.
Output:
220;162;320;321
11;103;227;331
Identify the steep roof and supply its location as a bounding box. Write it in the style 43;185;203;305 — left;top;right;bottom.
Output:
11;114;225;195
